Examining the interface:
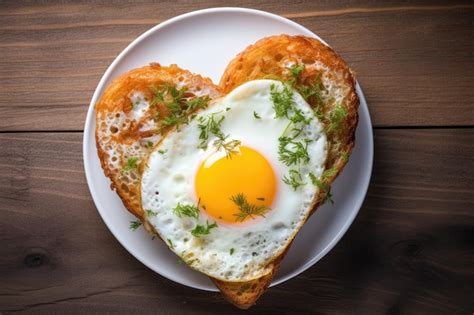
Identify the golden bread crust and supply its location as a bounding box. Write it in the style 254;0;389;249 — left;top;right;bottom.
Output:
217;34;359;307
211;238;294;309
95;64;221;228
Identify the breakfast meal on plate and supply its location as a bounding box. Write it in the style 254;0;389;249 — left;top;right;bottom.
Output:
95;35;359;309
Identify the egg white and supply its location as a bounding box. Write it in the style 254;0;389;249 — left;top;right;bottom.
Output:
141;80;328;281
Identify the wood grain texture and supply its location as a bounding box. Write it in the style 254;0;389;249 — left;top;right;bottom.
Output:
1;1;473;313
0;1;473;131
1;130;472;313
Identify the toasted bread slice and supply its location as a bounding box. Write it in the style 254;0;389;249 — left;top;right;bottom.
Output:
217;35;359;308
211;241;292;309
95;63;221;231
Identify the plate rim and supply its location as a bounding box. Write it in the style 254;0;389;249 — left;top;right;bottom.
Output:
83;7;374;292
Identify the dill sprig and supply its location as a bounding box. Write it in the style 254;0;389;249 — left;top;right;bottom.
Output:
161;113;187;128
191;221;218;237
341;151;351;163
278;136;312;166
314;106;324;121
290;64;305;79
185;95;209;111
197;112;224;149
323;167;338;179
297;76;324;105
327;102;347;133
145;209;158;217
287;63;324;106
129;220;142;231
150;86;165;106
309;167;338;204
150;85;209;131
289;108;311;126
283;169;306;191
214;138;241;158
172;203;200;219
123;157;139;171
178;257;197;265
177;251;199;265
197;112;241;158
230;193;271;222
287;64;326;126
270;81;316;191
171;201;218;237
270;83;294;118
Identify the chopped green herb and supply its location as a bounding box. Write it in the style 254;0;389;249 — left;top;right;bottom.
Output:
186;95;210;111
197;112;241;158
177;253;198;266
167;238;175;249
297;75;324;105
123;157;139;171
197;113;224;149
158;149;167;154
230;248;235;255
270;82;313;175
327;103;347;132
278;136;312;166
253;111;261;119
150;86;165;106
290;108;311;126
161;114;187;129
323;167;338;179
145;209;158;217
314;106;324;121
225;107;231;111
150;85;209;131
170;85;185;98
146;141;154;149
341;151;351;163
309;172;334;204
191;221;218;237
309;172;322;188
289;64;305;79
324;189;334;204
214;138;241;158
283;169;306;191
172;203;200;219
270;83;294;119
129;220;142;231
230;193;271;222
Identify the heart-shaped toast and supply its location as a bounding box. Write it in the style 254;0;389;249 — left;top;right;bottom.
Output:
95;35;359;309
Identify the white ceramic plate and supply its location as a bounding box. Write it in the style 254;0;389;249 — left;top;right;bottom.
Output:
83;7;373;291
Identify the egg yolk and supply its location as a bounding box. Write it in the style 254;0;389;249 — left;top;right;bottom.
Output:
195;146;276;224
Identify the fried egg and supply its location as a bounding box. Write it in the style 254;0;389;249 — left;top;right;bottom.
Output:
141;79;328;281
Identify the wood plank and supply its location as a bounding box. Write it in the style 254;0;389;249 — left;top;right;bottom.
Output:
0;2;473;130
0;130;472;313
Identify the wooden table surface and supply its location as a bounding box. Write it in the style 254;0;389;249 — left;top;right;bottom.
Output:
1;1;473;313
